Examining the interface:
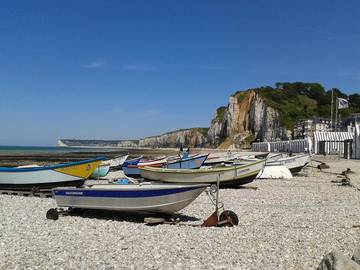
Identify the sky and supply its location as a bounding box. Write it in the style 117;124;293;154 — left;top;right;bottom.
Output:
0;0;359;146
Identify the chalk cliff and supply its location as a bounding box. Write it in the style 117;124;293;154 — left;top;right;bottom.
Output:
58;128;208;148
207;90;291;148
139;128;208;148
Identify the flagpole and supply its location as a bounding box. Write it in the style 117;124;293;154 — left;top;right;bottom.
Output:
335;97;338;132
330;89;334;131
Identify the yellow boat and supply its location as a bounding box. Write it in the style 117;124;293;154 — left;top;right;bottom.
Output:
0;156;105;190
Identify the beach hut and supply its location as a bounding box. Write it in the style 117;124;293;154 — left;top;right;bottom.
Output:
313;131;354;155
252;139;310;153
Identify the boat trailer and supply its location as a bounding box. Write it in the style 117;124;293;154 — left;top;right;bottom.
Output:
145;177;239;227
46;177;239;227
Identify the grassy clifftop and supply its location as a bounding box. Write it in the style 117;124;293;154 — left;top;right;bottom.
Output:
252;82;360;129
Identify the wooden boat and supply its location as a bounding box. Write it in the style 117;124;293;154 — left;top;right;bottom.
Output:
139;159;265;187
266;154;311;174
237;153;311;174
90;163;110;179
122;155;208;177
52;182;208;214
166;154;208;169
103;154;128;170
0;157;105;190
204;152;239;165
121;156;143;177
138;156;168;168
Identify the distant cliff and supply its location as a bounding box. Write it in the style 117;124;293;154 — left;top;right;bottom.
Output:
139;128;208;148
58;128;208;148
57;139;139;148
59;82;360;149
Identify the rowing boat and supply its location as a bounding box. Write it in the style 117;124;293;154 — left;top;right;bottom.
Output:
103;154;128;170
266;154;311;173
238;153;311;174
90;163;110;179
166;154;208;169
139;159;265;187
0;156;105;190
122;154;209;177
121;156;143;177
52;182;208;214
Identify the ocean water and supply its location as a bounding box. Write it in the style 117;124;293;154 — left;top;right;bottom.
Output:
0;145;116;155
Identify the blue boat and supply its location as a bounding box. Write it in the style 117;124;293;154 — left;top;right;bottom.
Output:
122;156;143;177
166;154;208;169
51;182;208;215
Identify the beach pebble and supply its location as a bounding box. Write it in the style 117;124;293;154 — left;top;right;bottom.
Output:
0;157;360;269
352;246;360;265
317;250;360;270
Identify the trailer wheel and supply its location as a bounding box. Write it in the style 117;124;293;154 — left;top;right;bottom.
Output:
219;210;239;226
46;208;59;220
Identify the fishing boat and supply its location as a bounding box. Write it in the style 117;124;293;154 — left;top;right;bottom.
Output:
266;153;311;174
0;156;105;190
104;154;128;170
204;152;239;165
138;156;168;168
237;153;311;174
90;163;110;179
166;154;208;169
139;159;265;187
51;182;208;214
121;156;143;177
122;155;208;177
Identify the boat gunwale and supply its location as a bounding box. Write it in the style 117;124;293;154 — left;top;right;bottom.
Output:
166;154;209;165
140;159;265;174
0;156;106;172
53;185;208;198
122;156;143;165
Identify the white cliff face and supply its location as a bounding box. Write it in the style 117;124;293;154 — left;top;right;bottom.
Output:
58;129;208;148
249;94;291;141
208;91;291;148
139;129;208;148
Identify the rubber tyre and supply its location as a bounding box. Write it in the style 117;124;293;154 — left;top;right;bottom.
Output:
46;208;59;220
219;210;239;226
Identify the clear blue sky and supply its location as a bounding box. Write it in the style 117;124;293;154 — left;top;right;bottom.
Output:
1;0;359;146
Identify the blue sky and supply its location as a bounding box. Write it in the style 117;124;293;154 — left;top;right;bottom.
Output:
0;0;359;146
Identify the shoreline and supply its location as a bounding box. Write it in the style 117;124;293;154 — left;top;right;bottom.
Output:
0;148;254;167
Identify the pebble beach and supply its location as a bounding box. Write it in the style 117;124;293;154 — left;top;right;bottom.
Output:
1;157;360;270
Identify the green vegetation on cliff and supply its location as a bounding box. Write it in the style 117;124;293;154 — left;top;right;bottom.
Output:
213;106;227;122
253;82;360;129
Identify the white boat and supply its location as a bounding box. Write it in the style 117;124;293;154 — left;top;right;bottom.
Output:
139;159;265;187
266;154;311;173
238;153;311;174
203;152;239;165
0;157;104;190
103;154;128;169
52;182;208;214
138;156;168;167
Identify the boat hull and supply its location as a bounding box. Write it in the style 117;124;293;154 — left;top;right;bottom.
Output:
267;154;310;174
52;183;207;214
0;157;104;191
90;164;110;178
105;155;128;170
166;154;208;169
140;160;265;187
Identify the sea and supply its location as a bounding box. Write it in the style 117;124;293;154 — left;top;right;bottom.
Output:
0;145;117;155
